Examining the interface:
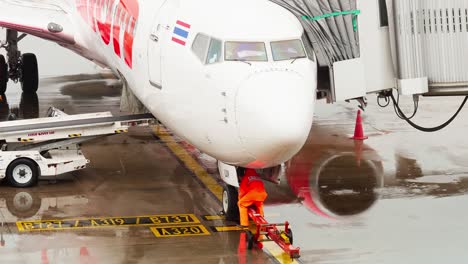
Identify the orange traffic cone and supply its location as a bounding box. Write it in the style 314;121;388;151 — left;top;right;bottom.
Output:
351;110;368;140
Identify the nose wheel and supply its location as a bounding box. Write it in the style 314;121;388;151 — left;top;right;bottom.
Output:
222;184;240;222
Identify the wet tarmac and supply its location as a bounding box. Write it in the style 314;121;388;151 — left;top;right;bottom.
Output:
267;98;468;264
2;76;468;264
1;38;468;264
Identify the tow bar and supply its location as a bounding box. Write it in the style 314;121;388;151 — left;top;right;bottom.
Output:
245;208;300;259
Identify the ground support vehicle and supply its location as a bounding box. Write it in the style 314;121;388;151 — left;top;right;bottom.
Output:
245;207;300;259
0;107;154;187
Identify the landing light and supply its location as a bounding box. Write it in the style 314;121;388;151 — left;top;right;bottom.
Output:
48;23;63;33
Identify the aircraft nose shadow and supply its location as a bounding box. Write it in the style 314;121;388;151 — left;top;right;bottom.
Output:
60;79;122;99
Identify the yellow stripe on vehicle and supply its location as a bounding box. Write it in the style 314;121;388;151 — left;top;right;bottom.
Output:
115;129;128;134
18;138;34;142
211;226;245;232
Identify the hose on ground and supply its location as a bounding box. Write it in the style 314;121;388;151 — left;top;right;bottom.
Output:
389;93;468;132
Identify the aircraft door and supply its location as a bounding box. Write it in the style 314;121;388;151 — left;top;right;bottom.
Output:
147;0;179;89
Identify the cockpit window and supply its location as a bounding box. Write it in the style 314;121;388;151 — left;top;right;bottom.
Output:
192;33;210;62
206;38;222;64
271;39;306;61
192;33;222;65
225;42;268;62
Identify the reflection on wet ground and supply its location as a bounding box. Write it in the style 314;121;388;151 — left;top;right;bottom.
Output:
0;93;40;121
0;75;272;264
1;73;468;263
265;100;468;263
283;137;382;219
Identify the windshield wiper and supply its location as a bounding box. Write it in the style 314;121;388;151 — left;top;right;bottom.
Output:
232;59;252;66
290;56;305;64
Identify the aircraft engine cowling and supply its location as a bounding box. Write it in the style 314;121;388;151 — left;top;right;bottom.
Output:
287;151;384;219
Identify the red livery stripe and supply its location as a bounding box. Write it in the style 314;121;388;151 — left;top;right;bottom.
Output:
176;20;191;29
172;37;186;46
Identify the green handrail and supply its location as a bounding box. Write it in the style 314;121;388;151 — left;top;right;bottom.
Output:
301;10;361;31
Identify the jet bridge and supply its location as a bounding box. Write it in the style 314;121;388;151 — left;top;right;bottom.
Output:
270;0;468;101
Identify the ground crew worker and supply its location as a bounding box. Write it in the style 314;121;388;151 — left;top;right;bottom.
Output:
238;168;268;227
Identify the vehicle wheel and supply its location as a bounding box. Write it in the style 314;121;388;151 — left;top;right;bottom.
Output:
222;184;239;222
21;53;38;93
286;228;294;245
7;158;39;188
6;191;41;218
0;55;8;94
246;230;255;250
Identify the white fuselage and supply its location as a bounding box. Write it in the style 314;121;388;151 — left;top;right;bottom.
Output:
67;0;317;168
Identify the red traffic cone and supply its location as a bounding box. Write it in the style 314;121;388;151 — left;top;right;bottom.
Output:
351;110;368;140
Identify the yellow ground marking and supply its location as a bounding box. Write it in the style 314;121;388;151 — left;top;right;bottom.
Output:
153;125;299;264
150;225;211;238
153;126;223;201
203;215;225;221
262;242;301;264
16;214;200;232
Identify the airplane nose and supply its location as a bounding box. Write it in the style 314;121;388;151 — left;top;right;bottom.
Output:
236;70;315;168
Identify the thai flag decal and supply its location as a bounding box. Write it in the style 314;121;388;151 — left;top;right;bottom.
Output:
172;20;191;46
